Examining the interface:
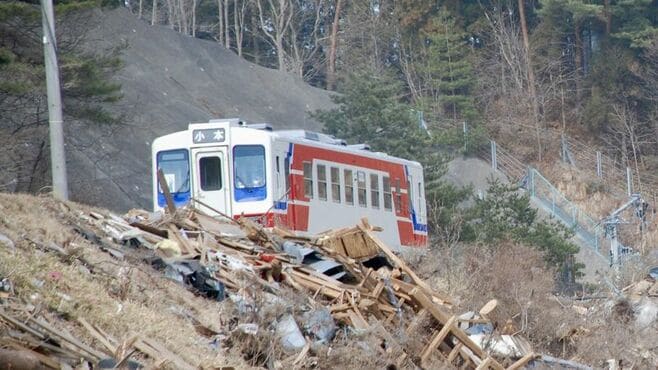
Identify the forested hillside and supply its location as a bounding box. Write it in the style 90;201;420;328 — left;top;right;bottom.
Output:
131;0;656;158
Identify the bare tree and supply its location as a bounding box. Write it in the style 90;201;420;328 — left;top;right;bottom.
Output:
151;0;158;25
255;0;325;78
234;0;248;57
326;0;343;90
518;0;542;160
217;0;225;44
607;103;655;193
256;0;293;71
224;0;230;48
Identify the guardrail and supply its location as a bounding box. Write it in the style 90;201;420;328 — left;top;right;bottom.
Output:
477;140;608;263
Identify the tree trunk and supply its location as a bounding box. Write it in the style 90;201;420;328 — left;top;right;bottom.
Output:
518;0;542;160
151;0;157;25
224;0;230;49
251;10;260;63
217;0;224;45
166;0;174;28
192;0;197;37
276;37;285;71
574;20;583;104
178;0;188;35
234;0;241;56
326;0;343;90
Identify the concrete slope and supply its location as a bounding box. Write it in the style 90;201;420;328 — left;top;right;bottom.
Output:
443;157;609;282
66;8;334;211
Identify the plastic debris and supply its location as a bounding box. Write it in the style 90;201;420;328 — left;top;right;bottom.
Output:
276;314;307;352
303;307;337;343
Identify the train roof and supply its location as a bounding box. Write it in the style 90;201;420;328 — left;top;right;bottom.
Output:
153;119;422;168
273;129;422;168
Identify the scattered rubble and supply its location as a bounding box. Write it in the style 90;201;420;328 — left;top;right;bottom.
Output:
1;192;637;368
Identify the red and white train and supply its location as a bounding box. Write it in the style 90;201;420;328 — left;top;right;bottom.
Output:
152;118;427;249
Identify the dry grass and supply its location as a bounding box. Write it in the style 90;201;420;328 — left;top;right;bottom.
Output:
414;239;658;367
0;192;250;368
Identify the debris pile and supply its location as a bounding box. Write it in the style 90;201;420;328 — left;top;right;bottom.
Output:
83;202;553;369
0;193;596;369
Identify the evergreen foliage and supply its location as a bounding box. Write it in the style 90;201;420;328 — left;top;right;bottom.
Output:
465;179;581;276
419;10;479;123
0;0;122;126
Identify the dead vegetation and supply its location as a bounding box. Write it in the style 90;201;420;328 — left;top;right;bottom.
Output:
0;192;655;369
413;240;658;368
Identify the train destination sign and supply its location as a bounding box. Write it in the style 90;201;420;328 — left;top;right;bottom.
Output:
192;128;226;143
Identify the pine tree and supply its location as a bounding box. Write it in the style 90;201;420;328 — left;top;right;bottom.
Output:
418;10;478;123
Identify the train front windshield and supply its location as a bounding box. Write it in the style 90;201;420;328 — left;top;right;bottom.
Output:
156;149;191;206
233;145;266;202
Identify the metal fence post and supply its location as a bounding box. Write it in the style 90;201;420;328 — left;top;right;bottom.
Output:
491;141;497;170
571;207;576;226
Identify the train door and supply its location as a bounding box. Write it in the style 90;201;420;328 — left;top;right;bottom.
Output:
191;147;231;217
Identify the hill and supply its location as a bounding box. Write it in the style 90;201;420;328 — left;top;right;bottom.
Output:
59;8;334;212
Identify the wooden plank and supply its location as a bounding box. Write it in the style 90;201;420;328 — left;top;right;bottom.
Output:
77;318;117;354
30;317;106;361
0;312;46;340
130;221;168;238
167;224;193;255
134;337;196;370
346;310;369;330
447;342;463;363
420;316;457;366
410;288;486;359
506;352;537;370
475;357;492;370
157;169;176;214
361;226;452;305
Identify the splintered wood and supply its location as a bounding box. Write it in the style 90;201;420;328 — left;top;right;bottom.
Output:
11;201;530;369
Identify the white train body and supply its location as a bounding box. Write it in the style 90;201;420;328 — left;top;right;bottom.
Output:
152;118;428;249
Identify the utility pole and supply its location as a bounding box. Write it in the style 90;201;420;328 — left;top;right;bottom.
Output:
41;0;69;200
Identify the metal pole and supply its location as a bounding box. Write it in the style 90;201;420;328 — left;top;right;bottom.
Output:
596;151;602;178
491;141;497;170
463;121;467;153
42;0;68;200
626;167;632;197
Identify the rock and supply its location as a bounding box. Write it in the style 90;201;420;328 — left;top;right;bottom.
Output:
0;233;15;250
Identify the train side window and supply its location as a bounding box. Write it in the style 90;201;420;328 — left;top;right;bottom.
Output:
370;174;380;209
357;171;367;207
303;162;313;198
395;178;402;213
383;176;392;211
317;164;327;201
331;167;341;203
344;169;354;205
199;156;222;191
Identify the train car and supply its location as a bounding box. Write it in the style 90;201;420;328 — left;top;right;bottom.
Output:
151;118;427;249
